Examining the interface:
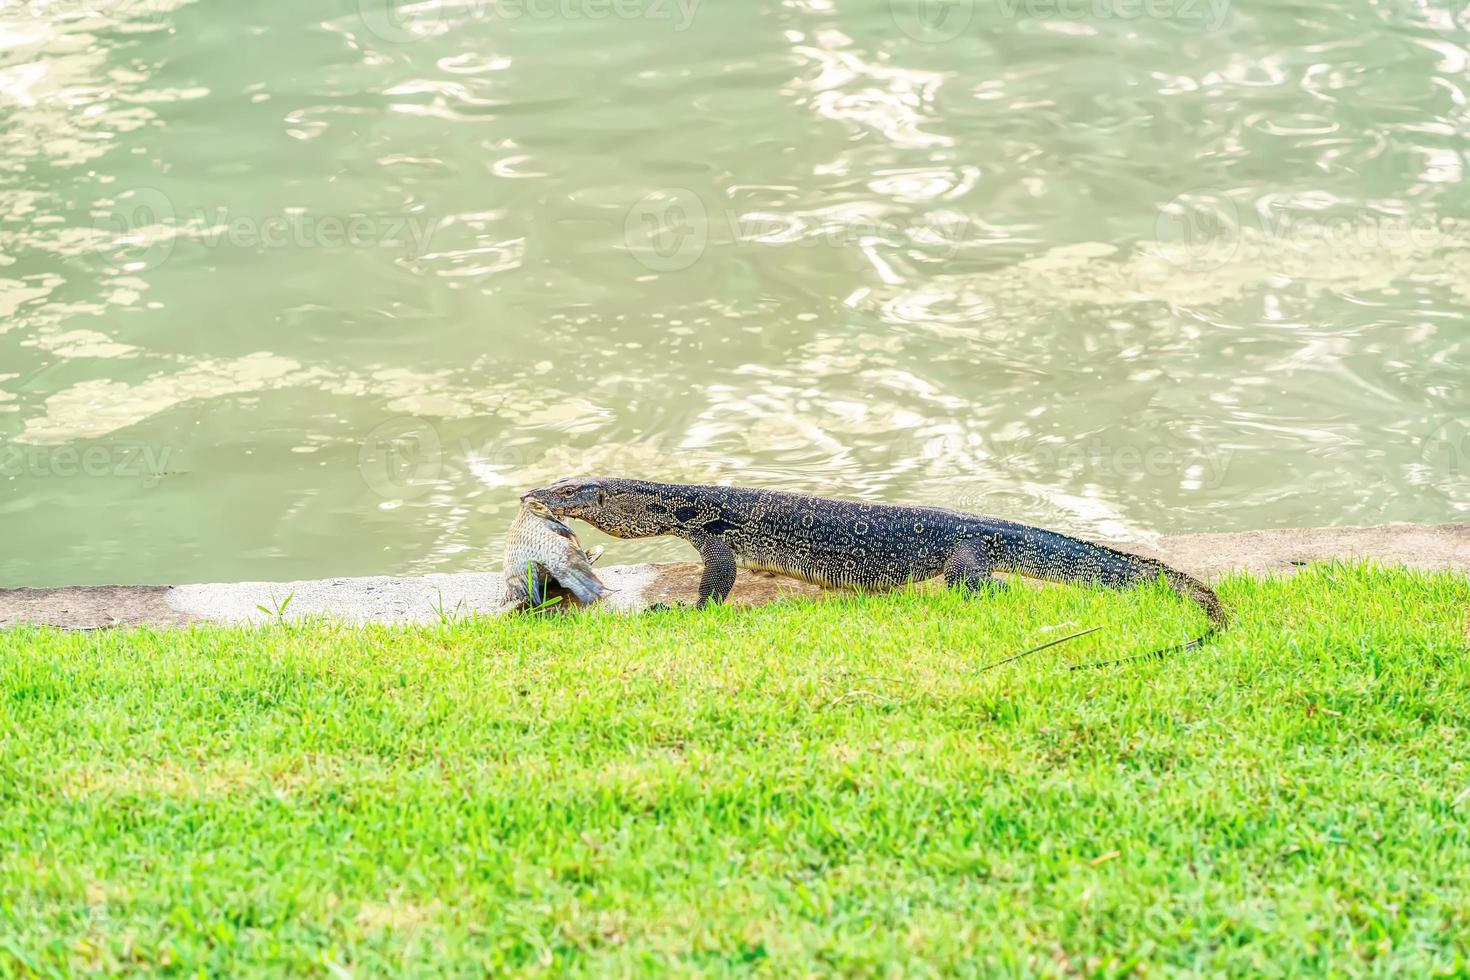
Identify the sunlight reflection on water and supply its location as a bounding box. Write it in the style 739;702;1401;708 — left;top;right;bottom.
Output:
0;0;1466;585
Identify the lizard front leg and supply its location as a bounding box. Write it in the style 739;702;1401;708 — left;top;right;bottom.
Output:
690;532;737;607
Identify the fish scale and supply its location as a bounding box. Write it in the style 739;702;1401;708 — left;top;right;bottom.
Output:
501;502;607;612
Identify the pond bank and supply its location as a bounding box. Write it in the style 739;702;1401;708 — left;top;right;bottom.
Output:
3;521;1465;629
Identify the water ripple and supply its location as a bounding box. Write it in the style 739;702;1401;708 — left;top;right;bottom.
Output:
1;0;1467;586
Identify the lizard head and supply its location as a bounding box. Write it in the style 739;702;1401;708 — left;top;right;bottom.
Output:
523;476;680;539
524;477;604;517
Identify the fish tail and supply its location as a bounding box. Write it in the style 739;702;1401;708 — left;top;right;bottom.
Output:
557;563;607;605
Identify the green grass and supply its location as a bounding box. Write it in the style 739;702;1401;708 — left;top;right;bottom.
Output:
2;564;1467;976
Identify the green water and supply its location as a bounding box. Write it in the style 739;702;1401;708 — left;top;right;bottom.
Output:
1;0;1466;587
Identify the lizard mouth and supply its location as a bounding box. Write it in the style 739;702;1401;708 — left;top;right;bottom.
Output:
521;479;601;517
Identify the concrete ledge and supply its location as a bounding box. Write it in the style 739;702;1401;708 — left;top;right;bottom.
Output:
2;522;1465;630
0;585;195;630
1104;521;1470;579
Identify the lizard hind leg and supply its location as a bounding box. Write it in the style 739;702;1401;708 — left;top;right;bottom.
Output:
943;539;1008;592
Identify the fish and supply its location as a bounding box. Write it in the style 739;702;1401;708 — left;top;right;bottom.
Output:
501;499;607;612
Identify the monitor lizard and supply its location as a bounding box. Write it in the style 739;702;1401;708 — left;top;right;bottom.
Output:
523;476;1227;661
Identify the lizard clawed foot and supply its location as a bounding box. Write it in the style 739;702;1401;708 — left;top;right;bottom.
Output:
955;578;1009;595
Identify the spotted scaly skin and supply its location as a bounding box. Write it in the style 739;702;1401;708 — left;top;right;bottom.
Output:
523;478;1228;646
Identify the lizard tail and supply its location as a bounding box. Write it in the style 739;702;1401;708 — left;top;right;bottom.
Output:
1064;565;1229;670
1161;565;1228;630
984;523;1227;666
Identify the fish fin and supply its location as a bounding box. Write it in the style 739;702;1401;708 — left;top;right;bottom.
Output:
501;576;531;612
524;562;549;606
545;516;579;540
556;563;607;605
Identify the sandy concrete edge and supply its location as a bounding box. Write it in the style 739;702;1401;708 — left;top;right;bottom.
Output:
3;522;1465;630
0;585;194;630
1103;520;1470;579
